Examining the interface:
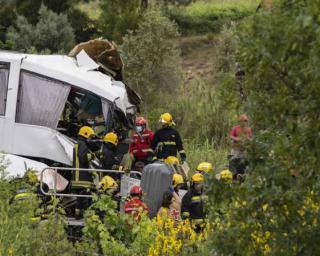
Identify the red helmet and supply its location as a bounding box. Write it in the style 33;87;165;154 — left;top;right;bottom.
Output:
130;185;143;196
135;117;147;126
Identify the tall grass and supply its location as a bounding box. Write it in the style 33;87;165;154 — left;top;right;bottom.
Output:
169;0;259;35
184;138;229;172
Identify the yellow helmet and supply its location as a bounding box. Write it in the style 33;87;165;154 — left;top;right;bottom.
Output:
191;173;204;183
24;169;38;185
103;132;118;145
196;162;213;173
219;169;233;184
159;112;175;126
99;176;118;192
173;174;184;187
165;156;179;165
78;126;95;139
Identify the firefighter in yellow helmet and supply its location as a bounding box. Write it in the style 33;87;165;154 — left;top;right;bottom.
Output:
196;162;213;175
165;156;179;165
99;132;121;180
151;112;186;162
181;173;207;233
99;175;118;193
72;126;96;219
98;175;121;213
173;173;184;196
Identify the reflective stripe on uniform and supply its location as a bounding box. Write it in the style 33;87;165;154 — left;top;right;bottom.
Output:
179;150;185;154
14;192;35;200
191;195;207;203
74;144;80;182
191;196;201;203
163;141;176;146
141;148;153;152
72;180;93;189
182;211;190;217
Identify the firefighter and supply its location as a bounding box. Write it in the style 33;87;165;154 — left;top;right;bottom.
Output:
100;132;121;180
181;173;207;233
173;174;184;194
72;126;97;219
129;117;154;166
151;113;186;162
98;175;121;212
13;170;51;222
124;185;148;222
196;162;213;176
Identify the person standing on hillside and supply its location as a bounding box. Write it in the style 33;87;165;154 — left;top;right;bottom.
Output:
229;114;253;157
229;114;253;178
151;113;186;163
129;117;154;166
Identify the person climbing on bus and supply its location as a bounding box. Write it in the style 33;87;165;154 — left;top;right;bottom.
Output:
129;117;154;166
72;126;97;219
124;185;148;222
151;112;186;163
100;132;121;180
181;173;207;233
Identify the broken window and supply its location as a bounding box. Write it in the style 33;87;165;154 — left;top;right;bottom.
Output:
0;63;9;116
16;71;71;129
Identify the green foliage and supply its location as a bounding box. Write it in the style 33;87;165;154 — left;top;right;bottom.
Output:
99;0;142;43
169;0;257;35
121;8;183;98
82;194;156;255
0;161;74;255
208;0;320;255
6;5;75;54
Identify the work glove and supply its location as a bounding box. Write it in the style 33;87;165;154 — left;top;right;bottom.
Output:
87;152;96;161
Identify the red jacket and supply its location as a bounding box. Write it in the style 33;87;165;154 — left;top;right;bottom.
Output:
230;125;253;140
124;197;149;221
129;129;154;160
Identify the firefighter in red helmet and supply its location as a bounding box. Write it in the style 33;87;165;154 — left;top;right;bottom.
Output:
124;185;148;222
129;117;154;166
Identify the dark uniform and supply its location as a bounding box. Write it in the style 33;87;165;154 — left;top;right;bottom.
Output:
181;188;207;233
72;136;95;217
100;142;121;180
151;127;186;161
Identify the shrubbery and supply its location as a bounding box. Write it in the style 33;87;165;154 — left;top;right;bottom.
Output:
206;0;320;254
6;5;75;54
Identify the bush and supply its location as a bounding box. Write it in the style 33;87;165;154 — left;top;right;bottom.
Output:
121;8;183;98
207;0;320;255
6;5;75;54
99;0;142;43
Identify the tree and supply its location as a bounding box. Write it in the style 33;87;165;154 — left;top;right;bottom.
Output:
121;9;182;98
6;5;75;54
208;0;320;255
99;0;142;43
